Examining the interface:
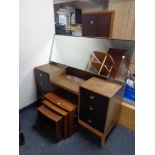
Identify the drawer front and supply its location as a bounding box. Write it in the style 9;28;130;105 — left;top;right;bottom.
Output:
79;88;109;132
35;70;51;94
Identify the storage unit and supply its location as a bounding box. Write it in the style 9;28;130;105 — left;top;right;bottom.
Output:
34;64;65;96
44;91;77;136
82;11;115;37
78;77;123;146
37;105;63;141
43;99;69;137
34;63;124;146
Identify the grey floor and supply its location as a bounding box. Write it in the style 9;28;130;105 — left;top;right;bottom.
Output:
19;104;135;155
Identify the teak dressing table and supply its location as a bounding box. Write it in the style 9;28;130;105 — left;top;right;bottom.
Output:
35;63;124;146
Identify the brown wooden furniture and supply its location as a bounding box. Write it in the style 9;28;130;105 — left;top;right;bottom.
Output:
37;105;63;141
86;51;115;77
34;64;65;96
82;11;115;37
43;99;69;137
34;63;134;146
107;48;128;78
78;77;123;146
44;91;77;136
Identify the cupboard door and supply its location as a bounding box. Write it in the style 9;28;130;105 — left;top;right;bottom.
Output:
82;14;97;37
96;13;112;37
82;12;113;37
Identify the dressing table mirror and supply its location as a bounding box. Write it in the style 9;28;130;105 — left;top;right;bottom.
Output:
50;35;135;82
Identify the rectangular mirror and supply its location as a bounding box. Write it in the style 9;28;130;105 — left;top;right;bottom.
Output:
50;35;135;82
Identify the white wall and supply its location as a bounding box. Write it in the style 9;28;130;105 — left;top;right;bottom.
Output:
19;0;55;109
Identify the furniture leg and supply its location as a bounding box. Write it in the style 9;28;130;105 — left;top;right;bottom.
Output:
100;136;105;147
56;120;62;141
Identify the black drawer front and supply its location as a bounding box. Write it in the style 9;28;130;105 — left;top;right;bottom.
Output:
35;70;51;94
79;88;109;132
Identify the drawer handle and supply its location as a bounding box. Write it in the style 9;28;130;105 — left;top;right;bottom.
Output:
40;73;42;76
88;119;92;123
90;95;95;100
89;106;94;111
90;20;94;24
57;102;60;105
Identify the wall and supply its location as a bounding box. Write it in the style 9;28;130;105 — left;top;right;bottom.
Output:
108;0;135;40
19;0;55;109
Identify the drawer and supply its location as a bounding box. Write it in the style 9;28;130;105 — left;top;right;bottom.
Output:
35;70;51;94
79;87;109;132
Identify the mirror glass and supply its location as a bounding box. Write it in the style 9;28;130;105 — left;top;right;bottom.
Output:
53;0;135;40
50;35;135;82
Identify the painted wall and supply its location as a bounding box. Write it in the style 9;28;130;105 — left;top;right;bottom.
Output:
19;0;55;109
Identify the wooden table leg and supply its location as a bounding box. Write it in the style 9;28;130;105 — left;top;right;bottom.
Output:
100;136;105;147
63;115;69;138
56;120;62;141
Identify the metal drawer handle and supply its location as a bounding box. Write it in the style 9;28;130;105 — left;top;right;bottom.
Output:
88;119;92;123
90;20;94;24
57;102;60;105
90;95;95;100
40;73;42;76
89;106;94;111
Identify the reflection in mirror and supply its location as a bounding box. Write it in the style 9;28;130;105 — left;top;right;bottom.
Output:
50;35;135;82
53;0;110;37
53;0;135;40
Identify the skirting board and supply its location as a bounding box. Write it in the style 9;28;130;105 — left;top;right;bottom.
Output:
118;101;135;131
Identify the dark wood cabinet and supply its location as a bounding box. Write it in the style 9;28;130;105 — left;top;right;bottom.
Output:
82;11;114;37
34;64;65;96
79;87;109;132
79;77;123;146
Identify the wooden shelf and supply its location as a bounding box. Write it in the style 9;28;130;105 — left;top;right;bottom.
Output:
51;73;85;95
65;26;82;31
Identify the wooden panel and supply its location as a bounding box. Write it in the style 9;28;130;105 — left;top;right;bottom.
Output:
44;92;77;112
80;77;122;97
118;101;135;131
37;105;62;122
44;91;77;136
43;100;69;137
82;11;114;37
108;0;135;40
35;63;65;80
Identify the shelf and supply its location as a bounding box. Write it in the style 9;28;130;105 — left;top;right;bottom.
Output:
65;26;82;31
